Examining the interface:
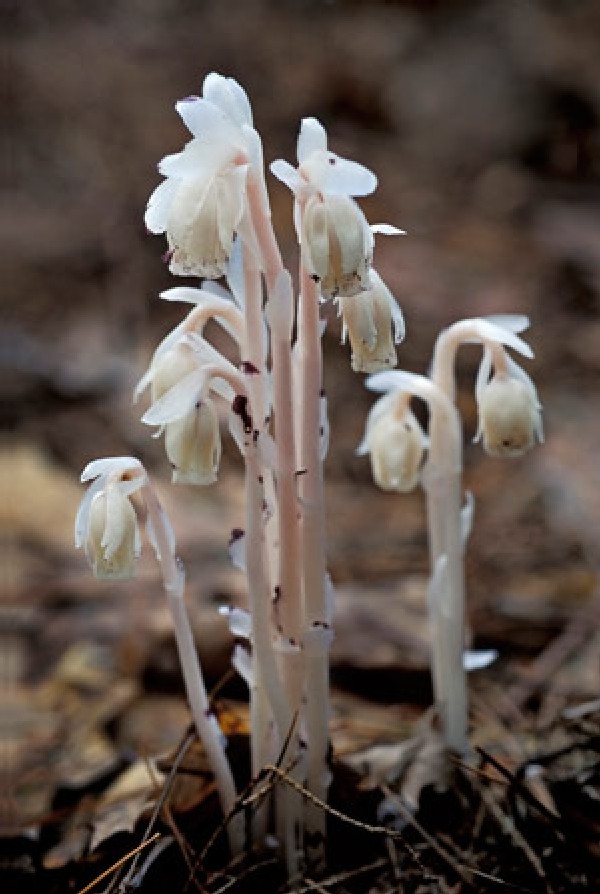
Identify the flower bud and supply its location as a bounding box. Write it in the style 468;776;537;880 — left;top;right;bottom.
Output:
478;374;541;457
166;398;222;485
339;272;404;373
85;483;139;579
367;407;425;492
302;193;372;299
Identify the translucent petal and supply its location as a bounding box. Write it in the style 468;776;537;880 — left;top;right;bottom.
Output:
471;319;534;359
81;456;144;483
303;151;378;197
269;158;303;192
74;475;105;548
202;73;253;127
297;117;327;163
227;530;246;572
134;319;192;403
370;223;406;236
145;178;177;234
460;491;474;549
175;96;236;141
241;123;263;169
142;369;207;426
101;484;134;561
505;356;544;443
485;314;530;334
232;644;253;688
220;606;251;638
159;286;210;305
463;649;498;671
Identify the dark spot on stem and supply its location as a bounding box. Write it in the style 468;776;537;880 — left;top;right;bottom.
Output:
232;394;252;433
228;527;244;546
240;360;260;375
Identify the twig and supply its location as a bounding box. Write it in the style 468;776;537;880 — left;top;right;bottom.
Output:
75;833;161;894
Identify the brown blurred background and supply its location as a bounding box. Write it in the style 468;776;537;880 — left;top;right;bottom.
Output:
5;0;600;831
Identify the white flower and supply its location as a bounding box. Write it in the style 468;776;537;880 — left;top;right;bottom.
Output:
75;457;145;579
357;391;425;492
145;74;253;278
271;118;405;300
302;193;373;299
165;397;222;485
477;371;543;457
337;270;405;372
141;334;244;484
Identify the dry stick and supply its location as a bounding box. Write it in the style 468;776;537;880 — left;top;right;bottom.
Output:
141;484;242;853
75;832;161;894
298;243;331;853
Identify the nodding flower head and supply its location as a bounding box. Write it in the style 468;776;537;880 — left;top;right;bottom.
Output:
477;372;543;458
337;270;405;372
140;334;243;486
302;193;373;299
145;73;253;278
75;458;146;580
165;396;222;485
357;391;425;492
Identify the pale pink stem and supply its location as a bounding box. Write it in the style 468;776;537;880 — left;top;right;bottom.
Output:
297;199;330;852
140;482;242;851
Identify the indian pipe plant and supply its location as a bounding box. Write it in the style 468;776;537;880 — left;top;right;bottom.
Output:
75;73;542;876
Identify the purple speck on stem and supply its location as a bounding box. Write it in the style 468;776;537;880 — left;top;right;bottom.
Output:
180;94;201;102
240;360;260;375
229;527;244;546
161;249;174;265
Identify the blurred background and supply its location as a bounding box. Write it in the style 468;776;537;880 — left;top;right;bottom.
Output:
5;0;600;836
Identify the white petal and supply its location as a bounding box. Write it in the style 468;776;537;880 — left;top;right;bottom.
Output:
370;223;406;236
463;649;498;672
231;644;253;688
220;606;251;638
309;152;378;197
81;456;144;483
471;319;534;360
102;484;133;561
202;73;253;127
200;280;236;302
142;369;207;426
297;117;328;163
485;314;529;334
227;529;246;572
159;287;207;305
175;96;233;140
145;178;177;234
134;319;193;403
270;158;304;192
74;475;105;548
241;123;263;169
460;491;475;549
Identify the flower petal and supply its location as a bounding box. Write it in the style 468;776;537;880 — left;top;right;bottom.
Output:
202;73;253;127
81;456;144;483
175;96;234;140
74;475;105;548
145;178;178;234
270;158;304;192
142;368;207;426
370;223;406;236
297;117;328;163
303;151;378;197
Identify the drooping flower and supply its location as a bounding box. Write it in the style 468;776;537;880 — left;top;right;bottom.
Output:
271;118;403;300
145;74;254;278
141;334;244;485
75;457;145;579
476;370;543;457
357;390;425;492
337;270;405;372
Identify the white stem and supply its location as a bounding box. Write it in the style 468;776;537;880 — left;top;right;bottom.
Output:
297;204;330;855
141;484;243;851
246;176;305;875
